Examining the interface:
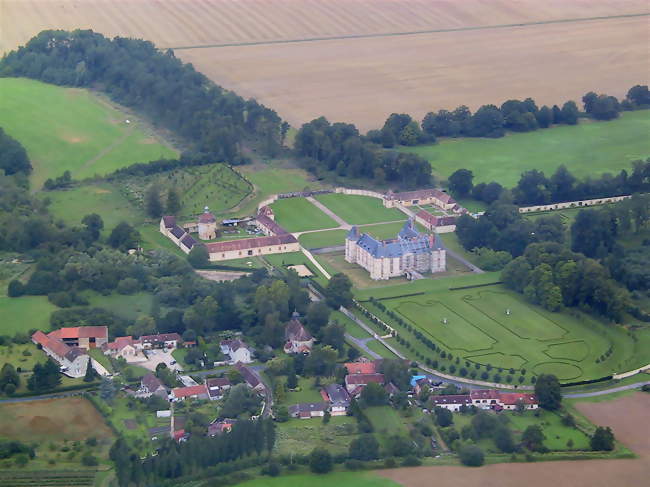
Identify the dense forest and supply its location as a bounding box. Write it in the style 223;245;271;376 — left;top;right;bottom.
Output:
0;29;285;163
448;159;650;206
294;116;432;187
0;127;32;176
373;85;650;147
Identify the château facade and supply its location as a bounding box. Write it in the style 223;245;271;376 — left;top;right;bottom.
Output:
345;220;446;280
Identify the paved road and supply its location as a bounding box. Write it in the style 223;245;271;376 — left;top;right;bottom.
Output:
564;380;650;398
306;196;351;229
345;333;381;359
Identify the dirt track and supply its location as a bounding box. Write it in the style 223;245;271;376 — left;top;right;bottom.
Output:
379;392;650;487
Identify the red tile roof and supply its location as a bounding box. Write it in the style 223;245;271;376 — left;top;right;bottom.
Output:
387;188;456;205
205;234;297;254
345;373;384;385
32;330;87;362
49;326;108;340
499;392;538;405
172;385;208;398
416;210;457;227
470;389;501;400
198;211;216;223
345;362;377;375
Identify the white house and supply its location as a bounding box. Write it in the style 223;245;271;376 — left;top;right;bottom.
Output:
220;339;253;364
430;394;473;412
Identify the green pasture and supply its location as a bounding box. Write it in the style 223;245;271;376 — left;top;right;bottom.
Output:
0;343;47;371
403;110;650;186
356;274;648;382
365;406;410;441
42;183;143;233
282;376;324;404
83;292;154;322
274;415;359;456
236;472;400;487
270;197;338;232
299;229;348;249
0;295;57;335
0;78;177;188
314;193;404;225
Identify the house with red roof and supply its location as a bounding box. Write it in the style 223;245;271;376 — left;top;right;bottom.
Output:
344;373;385;394
344;360;378;375
414;210;458;233
102;336;142;360
48;326;108;349
31;330;90;378
469;389;538;410
171;385;209;401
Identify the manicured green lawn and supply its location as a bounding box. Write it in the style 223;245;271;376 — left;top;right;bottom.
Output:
331;310;371;339
354;273;647;383
236;472;401;487
314;193;404;225
283;377;324;404
270;198;338;232
0;295;57;335
403;110;650;186
299;229;348;249
507;410;591;451
0;78;177;188
274;415;359;456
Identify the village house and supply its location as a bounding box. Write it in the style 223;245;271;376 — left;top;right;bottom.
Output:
140;333;182;350
208;419;236;436
344;373;385;395
206;377;231;400
384;382;400;397
469;389;539;410
413;377;433;395
345;220;446;280
430;394;473;412
48;326;108;350
171;384;209;401
31;330;90;378
321;383;351;416
383;188;458;211
344;360;379;375
220;339;253;364
414;211;458;233
102;336;142;360
283;312;314;355
137;373;168;399
288;402;328;419
235;363;266;393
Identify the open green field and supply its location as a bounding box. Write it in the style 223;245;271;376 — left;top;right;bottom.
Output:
84;292;154;322
282;376;324;404
42;183;143;232
0;295;57;335
270;197;338;232
274;415;359;456
403;110;650;186
299;229;348;249
236;472;400;487
0;343;47;371
0;78;177;188
356;274;649;383
314;193;404;225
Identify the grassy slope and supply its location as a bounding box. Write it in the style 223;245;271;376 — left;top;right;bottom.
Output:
314;193;404;225
404;110;650;186
0;78;177;188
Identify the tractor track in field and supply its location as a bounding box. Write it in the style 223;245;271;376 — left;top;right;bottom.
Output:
163;12;650;50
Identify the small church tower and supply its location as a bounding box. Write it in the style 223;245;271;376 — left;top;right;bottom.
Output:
198;206;217;240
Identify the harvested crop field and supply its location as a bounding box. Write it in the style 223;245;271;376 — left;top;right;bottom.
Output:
379;392;650;487
0;397;113;441
2;1;648;130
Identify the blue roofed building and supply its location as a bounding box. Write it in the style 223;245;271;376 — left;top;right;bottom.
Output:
345;219;446;280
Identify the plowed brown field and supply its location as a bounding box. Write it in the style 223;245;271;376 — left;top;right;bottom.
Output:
379;392;650;487
2;0;649;129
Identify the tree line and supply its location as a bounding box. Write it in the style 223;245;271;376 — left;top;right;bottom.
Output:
449;159;650;206
110;419;275;486
294;116;432;187
0;127;31;176
0;29;285;163
374;85;650;147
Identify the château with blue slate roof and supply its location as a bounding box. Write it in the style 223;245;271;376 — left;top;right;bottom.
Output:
345;219;446;280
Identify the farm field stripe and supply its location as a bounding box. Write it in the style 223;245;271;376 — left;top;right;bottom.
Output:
164;12;650;50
